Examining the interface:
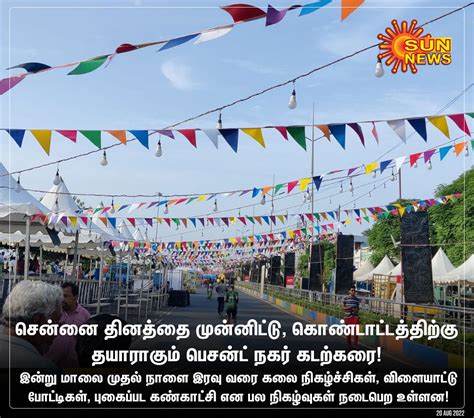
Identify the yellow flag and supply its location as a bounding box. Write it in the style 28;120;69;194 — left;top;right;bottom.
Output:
428;116;450;138
69;216;77;227
365;162;378;175
277;215;285;223
31;130;52;155
157;217;163;224
288;230;294;238
300;178;311;191
241;128;265;148
399;207;406;217
197;195;208;202
344;219;352;225
229;217;235;224
230;238;236;244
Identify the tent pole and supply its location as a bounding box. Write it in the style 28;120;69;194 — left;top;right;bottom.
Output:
39;246;43;279
72;230;79;279
24;216;31;280
96;239;104;315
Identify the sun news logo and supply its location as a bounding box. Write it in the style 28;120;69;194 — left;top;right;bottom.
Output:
377;19;452;74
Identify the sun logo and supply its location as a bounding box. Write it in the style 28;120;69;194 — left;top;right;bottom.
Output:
378;20;429;74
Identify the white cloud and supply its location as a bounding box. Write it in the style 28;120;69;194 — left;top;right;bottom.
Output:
161;60;200;91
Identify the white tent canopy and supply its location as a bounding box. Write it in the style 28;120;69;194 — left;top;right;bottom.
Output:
442;254;474;284
388;263;401;276
355;255;395;282
133;228;145;242
353;260;374;279
432;248;456;283
0;163;53;234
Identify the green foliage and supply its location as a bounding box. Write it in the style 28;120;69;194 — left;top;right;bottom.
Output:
296;241;335;281
296;248;309;277
429;167;474;266
366;168;474;267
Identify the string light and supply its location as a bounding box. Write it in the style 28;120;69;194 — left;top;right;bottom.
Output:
427;160;432;170
213;199;218;212
100;150;108;166
349;179;354;193
155;139;163;157
288;80;297;109
53;168;61;186
465;146;469;157
374;57;384;78
110;198;115;214
15;174;21;193
164;203;169;215
52;198;60;213
339;182;343;193
261;194;266;205
216;113;223;129
372;170;377;178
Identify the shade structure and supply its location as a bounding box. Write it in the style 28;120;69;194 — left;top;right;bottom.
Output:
442;254;474;284
0;163;52;234
432;248;456;283
355;255;395;282
353;260;374;279
132;228;145;243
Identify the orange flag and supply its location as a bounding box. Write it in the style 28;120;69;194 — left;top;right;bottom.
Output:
341;0;364;21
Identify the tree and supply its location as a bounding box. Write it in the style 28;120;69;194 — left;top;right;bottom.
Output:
296;240;335;283
429;167;474;266
365;167;474;267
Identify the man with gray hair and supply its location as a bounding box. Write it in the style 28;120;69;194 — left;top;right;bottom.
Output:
0;280;63;368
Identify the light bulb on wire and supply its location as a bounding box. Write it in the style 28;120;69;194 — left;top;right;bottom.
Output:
52;198;59;214
155;140;163;157
213;199;218;212
100;150;108;166
427;160;432;170
110;198;115;214
288;80;297;109
375;57;385;77
261;194;266;205
216;113;223;129
391;169;396;182
53;168;61;186
349;179;354;193
339;182;343;193
164;203;169;215
15;174;22;193
372;170;377;178
465;146;469;157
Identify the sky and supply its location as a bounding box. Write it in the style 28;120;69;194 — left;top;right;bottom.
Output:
0;0;473;247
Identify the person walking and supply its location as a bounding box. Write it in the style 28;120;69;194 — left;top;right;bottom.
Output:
215;281;227;318
342;287;361;349
225;285;239;325
207;282;213;300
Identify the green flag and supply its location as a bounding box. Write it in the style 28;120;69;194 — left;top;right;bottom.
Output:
80;130;101;148
287;126;306;150
68;56;109;75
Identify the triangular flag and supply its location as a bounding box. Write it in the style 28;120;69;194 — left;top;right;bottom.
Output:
262;216;270;225
164;218;171;227
266;4;289;26
254;216;262;225
129;130;149;149
395;156;406;172
68;56;109;75
274;183;284;195
99;217;108;226
439;145;452;160
262;186;272;195
371;122;379;144
159;34;199;51
341;0;364;21
202;129;219;149
0;74;27;95
454;142;466;156
194;25;233;44
80;130;101;148
300;0;332;16
178;129;197;148
127;218;136;227
30;130;52;155
108;218;117;229
365;162;378;175
329;124;346;149
107;130;127;145
449;114;471;136
241;128;265;148
423;149;436;163
252;187;260;198
6;129;25;147
399;207;406;217
287;180;298;193
145;218;153;227
348;123;365;146
238;217;247;225
80;217;88;225
407;118;427;141
56;130;77;143
428;116;450;138
274;126;288;140
380;159;392;174
409;152;422;167
387;119;406;142
315;124;331;141
69;216;77;227
300;178;311;191
312;176;323;191
189;217;196;227
270;215;276;225
220;4;266;23
246;216;255;224
220;129;239;152
287;126;306;150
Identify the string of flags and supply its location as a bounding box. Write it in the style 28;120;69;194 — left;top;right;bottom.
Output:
3;112;472;156
74;138;470;214
0;1;364;95
32;194;460;234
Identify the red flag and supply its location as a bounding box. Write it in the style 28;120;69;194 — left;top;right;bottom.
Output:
178;129;197;147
